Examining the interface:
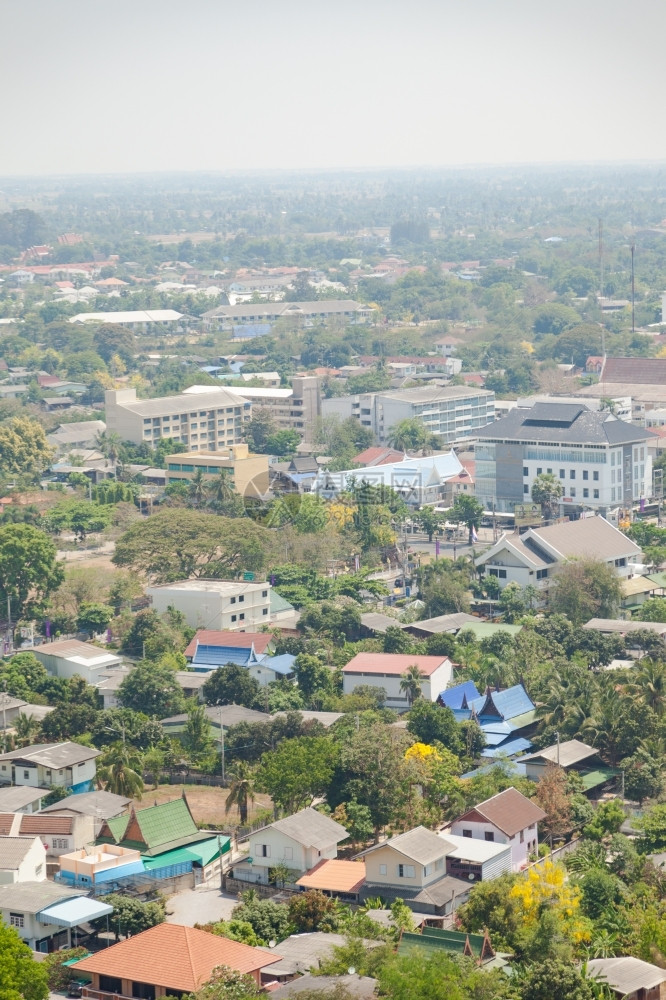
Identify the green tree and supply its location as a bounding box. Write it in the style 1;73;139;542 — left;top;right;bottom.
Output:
450;494;485;544
0;524;64;621
377;950;515;1000
414;506;444;542
255;736;338;813
0;415;53;484
406;700;462;753
113;509;274;582
638;597;666;623
245;408;277;453
293;653;332;703
288;890;341;933
189;965;262;1000
225;762;256;825
118;661;186;718
549;558;622;625
184;702;215;761
232;890;292;944
93;323;136;363
77;602;114;635
531;472;563;520
93;893;164;940
584;799;626;841
387;418;439;454
97;743;145;800
621;748;664;804
0;918;49;1000
202;664;262;710
522;959;597;1000
44;500;112;540
498;582;529;623
265;429;300;455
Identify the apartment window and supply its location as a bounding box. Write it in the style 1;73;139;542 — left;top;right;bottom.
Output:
462;829;472;838
570;470;575;479
523;484;529;494
559;469;565;479
231;615;237;623
583;470;588;480
593;471;599;481
9;913;24;928
230;597;236;604
583;488;589;498
536;568;548;580
612;488;616;502
262;590;268;598
379;864;387;875
484;832;495;842
536;467;542;475
263;609;269;616
256;844;270;857
523;467;528;477
53;838;69;849
520;830;525;843
436;858;444;870
398;864;415;878
239;613;245;621
238;595;244;603
593;489;599;499
284;847;293;860
570;488;576;498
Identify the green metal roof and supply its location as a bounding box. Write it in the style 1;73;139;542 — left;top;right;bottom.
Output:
142;835;230;870
103;815;128;843
646;573;666;589
579;768;620;790
270;591;295;614
461;622;523;639
132;798;199;849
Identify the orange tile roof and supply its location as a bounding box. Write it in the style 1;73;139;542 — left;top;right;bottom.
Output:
74;924;279;991
342;653;450;678
20;814;73;835
296;859;366;893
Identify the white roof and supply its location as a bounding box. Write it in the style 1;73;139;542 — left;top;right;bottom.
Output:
438;833;512;863
315;451;464;494
70;310;183;324
148;579;267;594
587;957;666;994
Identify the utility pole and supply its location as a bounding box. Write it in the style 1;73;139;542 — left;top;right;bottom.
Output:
219;707;226;783
630;243;636;335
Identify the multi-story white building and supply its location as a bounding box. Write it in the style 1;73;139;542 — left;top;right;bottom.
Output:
146;579;272;631
322;385;495;446
475;401;655;514
105;387;249;449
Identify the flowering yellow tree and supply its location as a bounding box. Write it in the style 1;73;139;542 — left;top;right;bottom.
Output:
327;501;354;530
509;860;591;944
405;742;441;762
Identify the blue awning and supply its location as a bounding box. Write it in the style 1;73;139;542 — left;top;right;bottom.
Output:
37;897;113;927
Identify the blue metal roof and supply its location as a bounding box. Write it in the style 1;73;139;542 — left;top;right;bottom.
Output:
481;738;533;758
192;645;261;668
469;684;534;721
461;759;528;780
94;860;145;883
439;681;480;710
451;708;473;722
262;653;296;676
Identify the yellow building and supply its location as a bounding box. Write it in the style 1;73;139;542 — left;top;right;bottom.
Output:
164;445;269;497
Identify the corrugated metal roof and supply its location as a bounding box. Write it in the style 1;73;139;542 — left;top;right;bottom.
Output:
587;956;666;994
481;738;533;757
439;681;480;710
192;645;257;667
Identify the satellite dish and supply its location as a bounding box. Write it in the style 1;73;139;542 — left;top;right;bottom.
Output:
269;940;277;949
347;967;356;976
468;873;475;880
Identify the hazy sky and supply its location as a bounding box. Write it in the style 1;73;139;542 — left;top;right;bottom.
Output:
3;0;665;176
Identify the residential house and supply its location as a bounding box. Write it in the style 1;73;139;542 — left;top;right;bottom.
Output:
402;613;478;638
449;683;537;758
587;956;666;1000
0;696;31;732
474;400;654;514
474;515;642;598
296;859;366;902
257;932;365;983
397;927;506;971
522;739;619;796
342;653;454;712
0;880;112;951
314;452;465;508
0;835;47;883
322;385;495;447
147;579;272;631
451;787;546;870
40;790;131;836
0;785;46;814
583;618;666;640
0;742;101;794
15;812;95;858
164;445;269;498
184;630;276;662
437;833;512;883
360;826;470;916
232;807;348;885
161;704;270;747
577;356;666;413
74;923;279;996
32;639;123;684
270;974;377;999
181;631;294;684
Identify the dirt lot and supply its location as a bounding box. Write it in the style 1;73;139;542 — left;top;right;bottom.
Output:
134;782;273;828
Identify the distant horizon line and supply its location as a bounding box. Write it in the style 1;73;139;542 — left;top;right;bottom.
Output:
2;158;666;183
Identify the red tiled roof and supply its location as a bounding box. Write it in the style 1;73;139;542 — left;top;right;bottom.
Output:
297;859;366;893
184;630;274;659
342;653;450;677
602;357;666;385
74;924;279;990
0;814;15;835
352;446;405;467
20;814;73;835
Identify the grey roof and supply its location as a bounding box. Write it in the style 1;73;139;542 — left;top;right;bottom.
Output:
583;618;666;635
204;300;370;320
116;387;246;417
0;742;101;767
0;696;27;714
40;790;131;819
522;739;598;768
0;835;41;869
376;385;493;404
270;808;348;850
478;401;653;445
270;974;377;998
0;785;46;811
0;880;83;914
530;516;641;562
363;825;449;866
258;932;349;976
272;710;343;729
364;908;432;929
403;612;478;634
161;704;270;727
587;957;666;995
360;612;402;634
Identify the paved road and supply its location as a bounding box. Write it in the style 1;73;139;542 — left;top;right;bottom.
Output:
166;883;238;925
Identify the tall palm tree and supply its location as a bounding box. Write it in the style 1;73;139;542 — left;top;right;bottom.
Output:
630;660;666;717
97;743;144;800
13;712;40;747
188;468;207;507
208;469;234;506
95;431;123;470
400;664;425;707
225;762;256;826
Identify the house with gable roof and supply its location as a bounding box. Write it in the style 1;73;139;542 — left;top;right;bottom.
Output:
448;683;537;759
397;926;506;971
342;653;454;710
180;628;294;685
451;787;546;870
232;807;348;885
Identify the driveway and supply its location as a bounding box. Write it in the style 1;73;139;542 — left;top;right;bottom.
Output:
166;883;238;926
